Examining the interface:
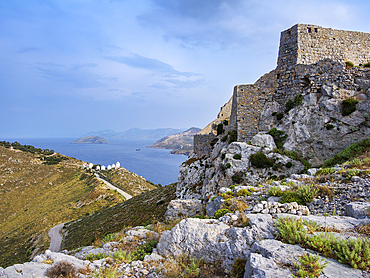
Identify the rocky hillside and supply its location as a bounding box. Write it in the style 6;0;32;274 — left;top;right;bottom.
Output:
2;149;370;277
148;127;201;155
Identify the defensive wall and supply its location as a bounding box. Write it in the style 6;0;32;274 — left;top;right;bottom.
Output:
194;24;370;155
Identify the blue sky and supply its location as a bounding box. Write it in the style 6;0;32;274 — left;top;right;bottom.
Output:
1;0;369;138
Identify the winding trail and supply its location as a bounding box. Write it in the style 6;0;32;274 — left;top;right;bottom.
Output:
94;173;132;200
48;223;64;252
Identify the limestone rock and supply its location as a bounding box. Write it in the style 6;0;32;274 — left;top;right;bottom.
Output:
250;134;276;150
164;199;203;222
345;202;370;219
244;253;292;278
206;196;225;217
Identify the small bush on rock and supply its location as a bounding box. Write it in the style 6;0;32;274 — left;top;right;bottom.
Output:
214;208;231;219
363;62;370;67
345;61;354;67
293;253;328;278
276;113;284;120
231;258;246;278
342;98;359;116
274;216;306;245
233;154;242;160
299;184;319;203
268;186;283;197
232;172;244;184
228;130;238;144
332;238;370;270
280;190;305;205
250;152;273;168
226;163;231;168
236;189;251;197
268;128;287;149
217;123;224;135
45;261;77;278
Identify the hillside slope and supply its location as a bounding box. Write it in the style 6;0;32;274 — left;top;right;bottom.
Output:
0;143;157;268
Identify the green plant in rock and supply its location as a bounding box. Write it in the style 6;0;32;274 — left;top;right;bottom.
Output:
228;130;238;144
332;238;370;270
342;98;359;116
364;62;370;67
345;61;354;67
274;216;307;244
293;253;328;278
299;184;319;204
305;233;336;256
286;161;293;168
233;154;242;160
285;99;295;113
280;190;305;205
92;266;119;278
132;240;158;261
223;120;229;126
217;123;224;135
294;94;304;105
268;128;287;149
322;138;370;168
276;113;284;120
303;220;322;233
226;163;231;168
85;253;107;262
45;261;77;278
250;152;273;168
232;172;244;184
102;233;115;244
221;135;228;142
344;169;360;180
180;257;202;278
111;250;133;263
272;148;311;172
315;168;336;176
236;189;251;197
268;186;283;197
231;258;246;278
214;208;231;219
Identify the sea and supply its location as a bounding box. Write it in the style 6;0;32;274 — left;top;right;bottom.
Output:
3;138;187;186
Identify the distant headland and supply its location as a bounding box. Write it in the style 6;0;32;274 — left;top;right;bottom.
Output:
71;136;109;144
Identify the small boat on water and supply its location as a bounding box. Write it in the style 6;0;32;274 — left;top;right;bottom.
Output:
136;148;141;151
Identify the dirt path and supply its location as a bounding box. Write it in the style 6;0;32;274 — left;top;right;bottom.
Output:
48;223;65;252
94;173;132;200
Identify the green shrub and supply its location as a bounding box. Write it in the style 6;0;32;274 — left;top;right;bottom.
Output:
250;152;273;168
315;167;335;176
299;184;319;203
276;113;284;120
217;123;224;135
233;154;242;160
268;128;287;149
342;98;359;116
226;163;231;168
102;233;115;244
326;124;334;130
232;172;244;184
273;148;311;173
268;186;283;197
85;253;107;262
285;99;295;113
344;169;360;180
228;130;238;144
111;250;133;263
294;94;304;105
293;253;328;278
214;208;231;219
285;162;293;168
332;238;370;270
279;190;305;205
236;189;251;197
274;216;306;244
231;258;246;278
272;112;277;116
132;240;158;261
221;135;228;142
345;61;354;67
363;62;370;68
322;138;370;168
223;120;229;125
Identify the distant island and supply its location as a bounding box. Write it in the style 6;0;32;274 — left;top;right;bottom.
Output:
83;127;184;140
71;136;109;144
148;127;201;155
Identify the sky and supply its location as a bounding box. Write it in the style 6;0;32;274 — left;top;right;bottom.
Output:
1;0;370;138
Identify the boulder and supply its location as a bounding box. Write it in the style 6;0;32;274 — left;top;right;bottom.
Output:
345;202;370;219
250;134;276;150
244;253;292;278
206;196;225;217
164;199;203;222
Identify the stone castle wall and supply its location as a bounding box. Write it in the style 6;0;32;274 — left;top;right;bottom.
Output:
194;24;370;155
278;24;370;68
194;133;216;157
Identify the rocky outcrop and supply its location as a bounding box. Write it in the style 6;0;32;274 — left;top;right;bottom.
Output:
164;199;202;221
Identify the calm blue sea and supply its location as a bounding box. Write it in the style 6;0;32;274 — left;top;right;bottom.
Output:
3;138;187;185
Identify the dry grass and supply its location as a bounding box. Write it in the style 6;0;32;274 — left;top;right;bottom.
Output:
0;146;124;267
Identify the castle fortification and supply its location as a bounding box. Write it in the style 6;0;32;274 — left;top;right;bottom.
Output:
194;24;370;157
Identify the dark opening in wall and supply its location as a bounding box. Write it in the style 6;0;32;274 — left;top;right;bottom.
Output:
277;73;280;79
288;30;291;35
307;27;312;33
314;28;318;33
301;76;310;88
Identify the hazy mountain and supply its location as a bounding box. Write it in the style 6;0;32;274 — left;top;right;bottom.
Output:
71;136;109;144
84;128;184;140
